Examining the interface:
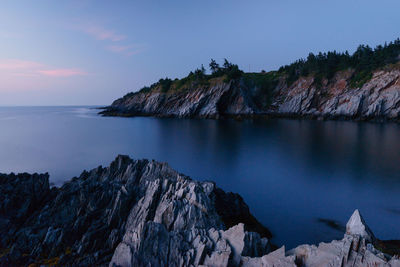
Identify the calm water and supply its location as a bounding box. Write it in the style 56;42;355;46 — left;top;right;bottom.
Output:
1;106;399;248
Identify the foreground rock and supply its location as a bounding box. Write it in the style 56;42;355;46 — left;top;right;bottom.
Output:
0;155;270;266
261;210;400;267
0;156;399;266
101;67;400;122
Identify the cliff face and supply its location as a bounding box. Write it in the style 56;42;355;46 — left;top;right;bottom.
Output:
1;156;399;266
273;69;400;120
101;67;400;121
102;78;258;119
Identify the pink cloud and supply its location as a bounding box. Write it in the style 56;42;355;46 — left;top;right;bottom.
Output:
0;59;88;77
0;59;43;70
70;21;143;56
38;69;87;77
81;26;126;42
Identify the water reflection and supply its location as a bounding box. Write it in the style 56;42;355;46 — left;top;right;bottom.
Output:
0;107;399;248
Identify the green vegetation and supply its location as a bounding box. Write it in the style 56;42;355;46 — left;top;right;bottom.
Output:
209;58;243;81
173;64;209;91
121;59;243;97
279;38;400;87
158;78;173;93
119;38;400;100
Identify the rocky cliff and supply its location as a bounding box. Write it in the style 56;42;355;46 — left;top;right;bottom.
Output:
1;156;399;266
101;77;258;119
101;66;400;122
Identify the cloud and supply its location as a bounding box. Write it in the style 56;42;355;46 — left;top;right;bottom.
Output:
80;25;126;42
0;59;88;77
0;59;43;70
106;45;143;56
70;21;144;56
38;69;88;77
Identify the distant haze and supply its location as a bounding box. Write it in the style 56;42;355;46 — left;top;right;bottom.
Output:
1;0;400;105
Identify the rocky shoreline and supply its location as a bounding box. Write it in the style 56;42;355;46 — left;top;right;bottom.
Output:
0;155;399;266
100;68;400;123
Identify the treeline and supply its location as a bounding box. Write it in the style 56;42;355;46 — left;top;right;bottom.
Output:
124;59;243;96
279;39;400;87
179;58;243;84
121;38;400;99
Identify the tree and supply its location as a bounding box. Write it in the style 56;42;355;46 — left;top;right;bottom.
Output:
209;59;220;74
194;64;206;79
159;78;172;93
223;58;233;69
201;64;206;74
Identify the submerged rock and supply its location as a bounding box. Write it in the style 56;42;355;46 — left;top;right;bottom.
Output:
0;156;399;266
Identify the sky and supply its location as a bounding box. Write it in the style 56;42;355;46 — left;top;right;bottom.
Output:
1;0;400;106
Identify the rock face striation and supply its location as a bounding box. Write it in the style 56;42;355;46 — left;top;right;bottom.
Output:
271;69;400;121
101;78;257;119
0;155;270;266
0;156;399;266
101;68;400;122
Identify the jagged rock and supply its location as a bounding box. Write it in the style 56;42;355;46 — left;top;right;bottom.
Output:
346;209;375;242
241;246;296;267
0;155;270;266
0;172;51;250
284;209;399;267
238;210;399;267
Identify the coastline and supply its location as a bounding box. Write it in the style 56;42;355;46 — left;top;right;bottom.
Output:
98;107;400;124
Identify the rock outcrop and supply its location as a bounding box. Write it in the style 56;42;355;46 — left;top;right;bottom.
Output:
240;210;400;267
0;157;399;266
101;78;258;119
0;155;270;266
272;69;400;121
101;67;400;122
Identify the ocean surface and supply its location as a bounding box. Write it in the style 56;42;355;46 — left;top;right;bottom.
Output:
1;106;399;248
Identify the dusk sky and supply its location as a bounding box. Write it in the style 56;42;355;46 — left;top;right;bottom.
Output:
1;0;400;106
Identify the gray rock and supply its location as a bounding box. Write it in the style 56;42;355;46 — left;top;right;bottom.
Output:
0;155;270;266
101;78;259;119
346;209;375;242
